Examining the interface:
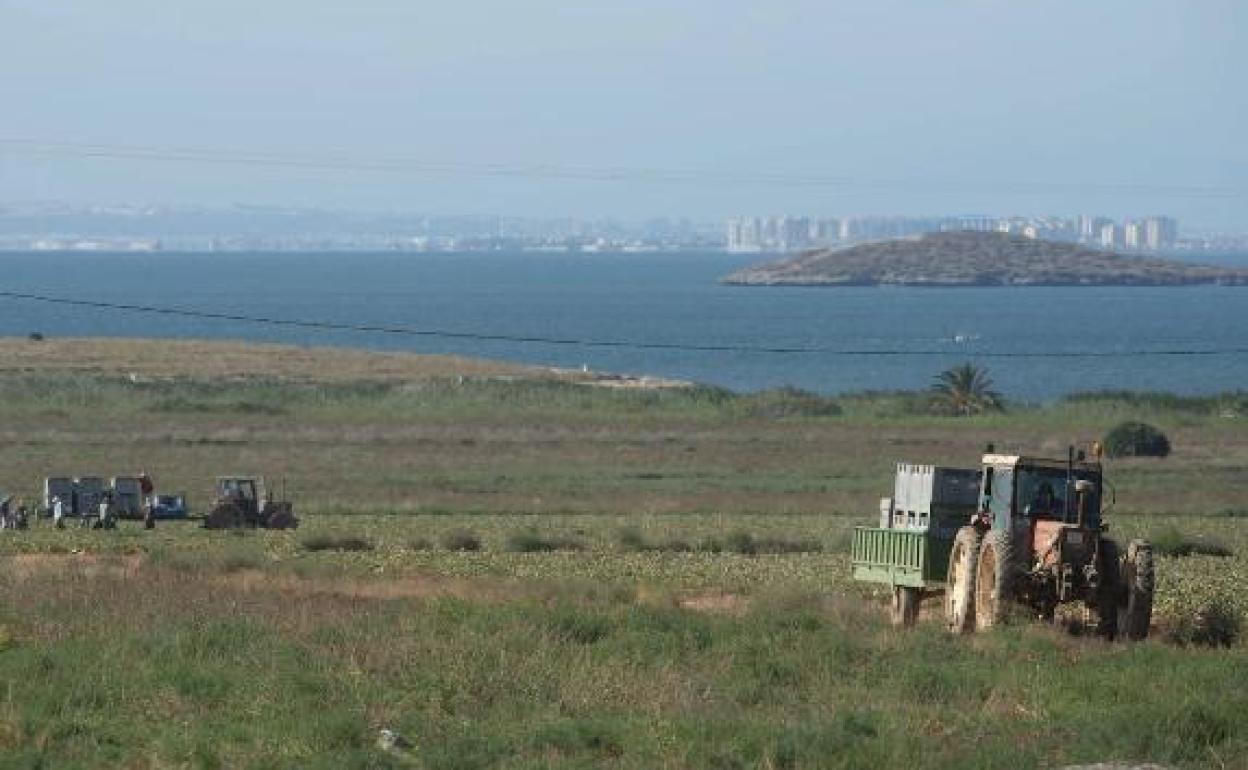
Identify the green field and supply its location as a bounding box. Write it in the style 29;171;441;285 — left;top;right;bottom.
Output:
0;339;1246;768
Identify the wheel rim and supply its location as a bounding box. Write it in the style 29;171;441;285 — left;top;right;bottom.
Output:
976;546;997;626
947;542;968;625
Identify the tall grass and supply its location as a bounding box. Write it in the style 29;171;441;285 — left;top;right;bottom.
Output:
0;567;1245;768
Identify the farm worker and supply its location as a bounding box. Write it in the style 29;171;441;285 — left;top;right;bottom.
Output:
139;472;154;497
1026;482;1059;517
52;495;65;529
98;496;113;530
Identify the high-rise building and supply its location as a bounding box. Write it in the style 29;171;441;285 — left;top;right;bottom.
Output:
1078;214;1097;243
955;216;996;232
1123;221;1143;250
1143;216;1178;251
1099;223;1119;250
726;219;742;251
777;216;811;251
726;217;764;252
809;217;841;244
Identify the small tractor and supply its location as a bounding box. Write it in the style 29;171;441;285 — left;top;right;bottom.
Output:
202;476;299;530
852;446;1153;639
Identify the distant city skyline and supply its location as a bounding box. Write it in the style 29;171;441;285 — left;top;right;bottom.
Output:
726;214;1182;253
4;200;1246;255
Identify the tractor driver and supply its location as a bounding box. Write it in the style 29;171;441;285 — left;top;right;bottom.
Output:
1025;481;1060;519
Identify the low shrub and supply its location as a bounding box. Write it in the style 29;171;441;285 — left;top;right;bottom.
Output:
1103;420;1171;458
616;528;699;554
754;535;823;554
724;530;759;555
408;537;434;551
220;551;267;573
441;528;482;552
742;387;842;418
836;390;934;418
654;537;695;553
547;607;613;644
300;534;374;553
1167;598;1242;647
153;397;288;416
1064;390;1215;413
529;718;624;758
1151;527;1232;558
616;526;647;551
505;528;584;552
703;531;822;556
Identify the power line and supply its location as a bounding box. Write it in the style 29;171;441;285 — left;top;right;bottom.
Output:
3;288;1247;359
2;138;1245;198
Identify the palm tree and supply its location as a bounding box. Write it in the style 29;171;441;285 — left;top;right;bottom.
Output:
930;362;1003;416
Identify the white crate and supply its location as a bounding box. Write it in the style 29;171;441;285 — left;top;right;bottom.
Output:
890;463;979;530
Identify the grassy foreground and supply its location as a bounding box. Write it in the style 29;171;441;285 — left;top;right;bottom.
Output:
0;337;1246;768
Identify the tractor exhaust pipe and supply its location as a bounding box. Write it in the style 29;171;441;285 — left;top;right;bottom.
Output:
1066;446;1074;524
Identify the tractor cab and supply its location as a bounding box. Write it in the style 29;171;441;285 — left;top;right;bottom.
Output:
977;448;1108;604
979;452;1104;531
217;476;263;514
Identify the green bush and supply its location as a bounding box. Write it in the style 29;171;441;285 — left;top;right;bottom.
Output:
615;526;647;551
1167;598;1242;647
616;528;712;554
1103;420;1171;458
505;528;583;552
300;534;374;553
1151;527;1233;558
441;528;482;551
654;537;695;553
702;530;823;556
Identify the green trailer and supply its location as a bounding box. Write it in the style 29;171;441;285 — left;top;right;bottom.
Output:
851;463;979;626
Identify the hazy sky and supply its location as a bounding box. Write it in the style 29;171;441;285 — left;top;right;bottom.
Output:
2;1;1244;227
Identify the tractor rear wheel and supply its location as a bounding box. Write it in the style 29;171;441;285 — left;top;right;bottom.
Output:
1094;539;1122;639
891;586;920;628
945;527;981;634
975;531;1013;630
203;501;244;530
1118;540;1154;641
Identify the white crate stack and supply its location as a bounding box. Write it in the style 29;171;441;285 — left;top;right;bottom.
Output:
880;463;979;530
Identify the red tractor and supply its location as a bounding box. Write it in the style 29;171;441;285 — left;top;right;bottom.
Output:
202;476;299;530
945;447;1153;638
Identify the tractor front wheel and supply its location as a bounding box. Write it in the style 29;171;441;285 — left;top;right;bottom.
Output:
1118;540;1154;641
975;531;1013;630
891;586;920;628
945;527;981;634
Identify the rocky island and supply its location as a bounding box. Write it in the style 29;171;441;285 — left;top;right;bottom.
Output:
721;231;1248;287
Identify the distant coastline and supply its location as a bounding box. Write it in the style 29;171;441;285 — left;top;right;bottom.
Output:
721;232;1248;287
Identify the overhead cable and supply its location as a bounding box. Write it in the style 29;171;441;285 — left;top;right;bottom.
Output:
3;289;1247;358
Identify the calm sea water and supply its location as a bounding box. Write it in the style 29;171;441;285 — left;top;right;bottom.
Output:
1;250;1246;401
